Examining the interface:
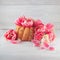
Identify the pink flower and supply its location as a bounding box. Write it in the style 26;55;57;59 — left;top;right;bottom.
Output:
21;18;33;27
35;23;44;32
48;32;55;42
46;23;54;32
15;16;26;26
33;20;43;27
15;16;33;27
32;20;55;51
4;29;17;40
34;30;44;41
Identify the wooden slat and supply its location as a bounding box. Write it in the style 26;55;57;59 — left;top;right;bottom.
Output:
0;0;60;5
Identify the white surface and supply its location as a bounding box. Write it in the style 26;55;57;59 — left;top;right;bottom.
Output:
0;0;60;5
0;5;60;30
0;30;60;60
0;1;60;59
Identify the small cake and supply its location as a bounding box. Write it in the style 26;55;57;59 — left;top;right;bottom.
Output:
15;16;34;41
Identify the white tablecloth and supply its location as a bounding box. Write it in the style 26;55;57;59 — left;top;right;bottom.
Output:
0;30;60;60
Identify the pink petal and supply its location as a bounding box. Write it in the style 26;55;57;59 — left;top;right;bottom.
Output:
40;47;45;49
48;32;55;42
33;20;43;27
44;42;49;48
49;47;55;51
32;40;40;47
11;40;21;44
46;23;54;32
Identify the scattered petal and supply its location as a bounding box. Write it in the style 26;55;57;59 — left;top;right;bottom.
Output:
49;47;55;51
11;39;21;44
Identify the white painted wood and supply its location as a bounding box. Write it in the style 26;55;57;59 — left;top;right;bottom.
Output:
0;5;60;30
0;30;60;60
0;0;60;5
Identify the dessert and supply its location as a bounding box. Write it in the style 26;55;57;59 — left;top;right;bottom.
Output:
15;16;34;41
